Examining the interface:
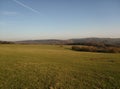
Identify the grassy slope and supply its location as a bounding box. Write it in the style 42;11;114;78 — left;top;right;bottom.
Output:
0;44;120;89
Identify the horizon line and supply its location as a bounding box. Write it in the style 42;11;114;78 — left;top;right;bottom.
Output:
0;37;120;42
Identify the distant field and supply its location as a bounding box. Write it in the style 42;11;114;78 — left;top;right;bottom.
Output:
0;44;120;89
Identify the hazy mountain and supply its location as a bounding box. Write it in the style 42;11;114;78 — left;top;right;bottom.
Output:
15;39;70;44
69;38;120;47
15;38;120;47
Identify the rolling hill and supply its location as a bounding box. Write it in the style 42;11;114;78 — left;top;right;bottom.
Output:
15;38;120;47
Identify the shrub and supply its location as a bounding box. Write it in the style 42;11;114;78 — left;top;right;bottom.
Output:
72;46;97;52
72;46;120;53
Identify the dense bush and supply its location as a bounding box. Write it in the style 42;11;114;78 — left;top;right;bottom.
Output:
72;46;97;52
72;46;120;53
0;41;14;44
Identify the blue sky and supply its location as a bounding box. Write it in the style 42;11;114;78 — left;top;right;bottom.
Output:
0;0;120;41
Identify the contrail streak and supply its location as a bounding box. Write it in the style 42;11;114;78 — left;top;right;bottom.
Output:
13;0;40;14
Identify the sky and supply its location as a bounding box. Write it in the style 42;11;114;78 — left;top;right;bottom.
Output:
0;0;120;41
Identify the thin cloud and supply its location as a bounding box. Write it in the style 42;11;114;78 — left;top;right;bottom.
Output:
0;11;18;15
13;0;40;14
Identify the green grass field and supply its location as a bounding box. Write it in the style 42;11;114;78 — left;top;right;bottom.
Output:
0;44;120;89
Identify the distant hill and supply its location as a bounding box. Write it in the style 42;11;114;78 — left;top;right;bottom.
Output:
69;38;120;47
15;38;120;47
15;39;71;44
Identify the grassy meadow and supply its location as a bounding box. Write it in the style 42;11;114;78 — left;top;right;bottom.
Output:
0;44;120;89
